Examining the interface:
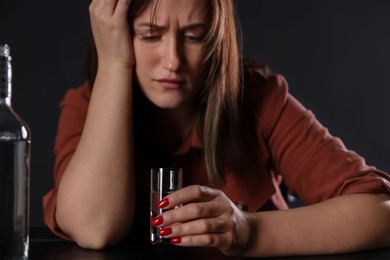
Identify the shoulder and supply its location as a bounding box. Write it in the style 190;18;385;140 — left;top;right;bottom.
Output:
242;59;299;138
62;80;91;102
242;58;290;114
59;80;91;110
243;58;289;99
242;58;274;86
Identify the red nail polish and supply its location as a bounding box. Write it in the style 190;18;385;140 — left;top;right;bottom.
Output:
159;227;172;236
171;237;181;244
151;216;163;227
158;198;169;208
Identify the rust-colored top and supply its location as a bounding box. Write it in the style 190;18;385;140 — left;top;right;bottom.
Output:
43;73;390;240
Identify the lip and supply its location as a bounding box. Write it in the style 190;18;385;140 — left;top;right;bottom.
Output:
156;78;185;89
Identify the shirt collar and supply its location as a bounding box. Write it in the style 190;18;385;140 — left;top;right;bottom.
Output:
174;118;203;155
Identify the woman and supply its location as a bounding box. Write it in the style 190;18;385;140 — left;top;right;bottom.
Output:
43;0;390;257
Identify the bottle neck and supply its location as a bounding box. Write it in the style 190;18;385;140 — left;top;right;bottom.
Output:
0;54;12;106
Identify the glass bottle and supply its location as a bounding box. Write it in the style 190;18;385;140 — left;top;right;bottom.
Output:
0;44;31;259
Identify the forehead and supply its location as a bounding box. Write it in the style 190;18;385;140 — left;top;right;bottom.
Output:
134;0;210;25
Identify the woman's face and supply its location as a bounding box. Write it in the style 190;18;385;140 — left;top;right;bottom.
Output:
132;0;210;111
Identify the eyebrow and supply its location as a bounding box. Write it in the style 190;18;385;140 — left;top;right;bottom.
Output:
134;22;209;31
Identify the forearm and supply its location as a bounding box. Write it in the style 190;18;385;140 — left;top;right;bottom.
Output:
56;66;135;249
245;193;390;257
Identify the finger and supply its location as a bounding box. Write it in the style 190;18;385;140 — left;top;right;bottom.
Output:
163;217;227;238
163;185;220;209
102;0;119;16
113;0;131;18
89;0;116;19
90;0;103;10
173;233;231;249
89;0;104;16
160;200;225;226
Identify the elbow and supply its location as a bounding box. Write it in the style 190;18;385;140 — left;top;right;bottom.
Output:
364;193;390;249
72;226;127;250
382;194;390;246
73;226;126;250
56;209;133;250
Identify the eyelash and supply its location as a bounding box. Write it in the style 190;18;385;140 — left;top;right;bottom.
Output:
141;35;161;42
140;34;204;43
183;35;204;43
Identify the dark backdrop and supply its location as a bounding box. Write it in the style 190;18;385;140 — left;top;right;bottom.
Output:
0;0;389;228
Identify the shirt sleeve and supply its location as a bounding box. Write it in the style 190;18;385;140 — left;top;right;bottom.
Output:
260;75;390;205
42;81;91;240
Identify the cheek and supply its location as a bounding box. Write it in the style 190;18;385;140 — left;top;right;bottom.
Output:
133;46;147;87
190;57;203;71
187;49;207;78
133;43;157;71
187;46;206;67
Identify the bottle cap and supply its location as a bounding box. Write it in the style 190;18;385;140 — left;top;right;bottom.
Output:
0;44;11;57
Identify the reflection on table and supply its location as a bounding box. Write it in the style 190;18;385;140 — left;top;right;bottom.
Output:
25;227;390;260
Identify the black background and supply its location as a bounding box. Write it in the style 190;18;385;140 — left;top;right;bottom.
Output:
0;0;389;228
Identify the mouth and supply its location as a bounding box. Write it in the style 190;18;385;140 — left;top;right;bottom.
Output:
156;78;185;89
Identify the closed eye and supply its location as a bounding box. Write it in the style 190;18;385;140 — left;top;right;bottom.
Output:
181;24;207;44
141;35;162;42
183;34;204;43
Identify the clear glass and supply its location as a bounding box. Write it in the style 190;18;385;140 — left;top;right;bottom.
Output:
0;44;31;259
150;167;182;244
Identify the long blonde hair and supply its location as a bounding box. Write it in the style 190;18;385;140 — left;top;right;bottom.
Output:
199;0;244;184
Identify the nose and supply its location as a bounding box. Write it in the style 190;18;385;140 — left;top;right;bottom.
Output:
162;36;181;72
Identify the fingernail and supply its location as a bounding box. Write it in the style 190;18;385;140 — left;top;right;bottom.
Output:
159;227;172;236
151;216;163;227
171;237;181;244
158;198;169;208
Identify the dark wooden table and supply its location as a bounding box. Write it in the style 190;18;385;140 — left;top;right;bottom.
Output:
20;227;390;259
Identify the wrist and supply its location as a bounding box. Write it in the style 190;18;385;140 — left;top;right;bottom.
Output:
241;212;261;257
94;63;134;92
98;59;135;72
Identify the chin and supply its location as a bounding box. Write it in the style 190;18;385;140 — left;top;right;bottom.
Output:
152;99;183;110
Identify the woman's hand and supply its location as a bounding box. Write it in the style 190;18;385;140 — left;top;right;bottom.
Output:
89;0;135;68
153;188;390;257
151;185;255;256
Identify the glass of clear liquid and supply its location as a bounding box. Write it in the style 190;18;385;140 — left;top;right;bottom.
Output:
150;167;183;244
